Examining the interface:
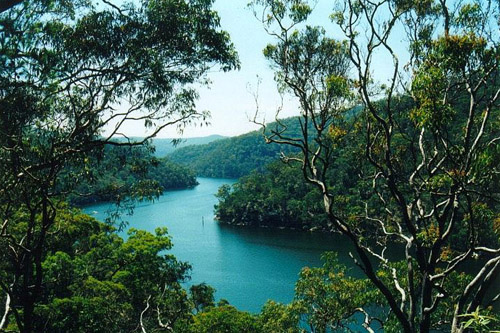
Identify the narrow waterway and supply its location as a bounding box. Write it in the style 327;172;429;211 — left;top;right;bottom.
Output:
84;177;357;313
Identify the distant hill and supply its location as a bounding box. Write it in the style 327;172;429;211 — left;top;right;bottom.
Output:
168;118;302;178
151;135;225;157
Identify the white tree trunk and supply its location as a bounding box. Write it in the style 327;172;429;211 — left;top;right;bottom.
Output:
0;292;10;330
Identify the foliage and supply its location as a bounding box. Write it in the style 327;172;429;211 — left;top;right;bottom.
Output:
0;205;193;332
457;307;500;333
68;144;198;206
256;252;384;332
0;0;238;331
293;252;378;332
190;283;216;313
188;304;261;333
215;160;329;230
258;300;302;333
2;204;262;332
168;117;301;178
250;0;500;331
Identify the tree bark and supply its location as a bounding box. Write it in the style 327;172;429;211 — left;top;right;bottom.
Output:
0;292;10;330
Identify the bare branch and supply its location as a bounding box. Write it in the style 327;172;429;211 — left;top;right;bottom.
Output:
140;295;151;333
0;291;10;330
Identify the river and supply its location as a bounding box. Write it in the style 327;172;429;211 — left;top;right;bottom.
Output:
84;177;357;313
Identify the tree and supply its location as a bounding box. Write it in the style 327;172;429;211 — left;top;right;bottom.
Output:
0;205;195;332
0;0;238;331
214;160;328;230
66;144;198;206
293;252;379;332
190;283;216;313
251;0;499;331
258;300;302;333
188;304;261;333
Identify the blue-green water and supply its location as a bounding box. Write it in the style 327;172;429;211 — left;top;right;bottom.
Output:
84;177;356;313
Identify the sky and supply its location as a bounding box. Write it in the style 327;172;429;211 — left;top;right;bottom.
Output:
181;0;343;139
114;0;408;139
114;0;343;139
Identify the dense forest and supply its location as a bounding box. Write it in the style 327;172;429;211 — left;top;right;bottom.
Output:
168;118;301;178
151;135;225;157
1;0;499;332
215;159;340;231
0;203;273;332
0;0;243;331
214;94;499;242
215;95;500;248
68;144;198;206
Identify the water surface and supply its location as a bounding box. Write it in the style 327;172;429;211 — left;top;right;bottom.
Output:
85;177;355;313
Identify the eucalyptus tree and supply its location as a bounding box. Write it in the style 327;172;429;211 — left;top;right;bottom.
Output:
251;0;499;331
0;0;238;331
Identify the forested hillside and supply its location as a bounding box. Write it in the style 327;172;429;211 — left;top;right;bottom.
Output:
215;161;329;230
168;118;302;178
68;145;198;206
214;105;365;231
152;135;225;157
215;95;500;252
2;0;499;331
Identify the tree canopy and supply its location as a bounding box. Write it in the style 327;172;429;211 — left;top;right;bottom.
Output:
0;0;238;331
67;144;198;206
169;117;302;178
249;0;500;331
2;0;500;331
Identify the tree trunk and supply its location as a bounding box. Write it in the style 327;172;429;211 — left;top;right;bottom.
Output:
0;292;10;329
